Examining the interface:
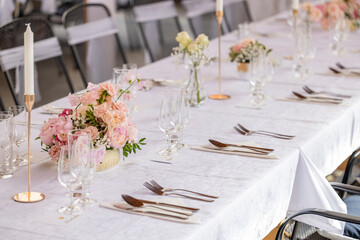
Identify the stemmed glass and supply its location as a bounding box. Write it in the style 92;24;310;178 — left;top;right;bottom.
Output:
0;112;14;179
8;106;27;167
123;63;138;115
158;89;183;157
248;51;270;107
174;92;191;150
330;16;349;56
112;67;129;98
57;146;82;215
68;129;96;207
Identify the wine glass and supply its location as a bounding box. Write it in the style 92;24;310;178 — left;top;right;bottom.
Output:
8;106;27;167
68;129;96;207
57;146;82;215
173;91;191;150
330;16;349;56
0;112;14;179
158;91;183;157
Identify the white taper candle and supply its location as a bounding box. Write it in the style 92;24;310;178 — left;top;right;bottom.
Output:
292;0;299;10
24;23;34;95
216;0;223;12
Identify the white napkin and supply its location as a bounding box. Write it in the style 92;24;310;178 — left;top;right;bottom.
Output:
190;142;277;159
100;200;200;224
315;71;360;78
41;105;68;114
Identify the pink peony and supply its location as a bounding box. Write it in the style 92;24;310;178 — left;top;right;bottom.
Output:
113;101;128;113
40;118;58;146
232;43;243;52
80;91;99;106
87;82;98;91
98;82;116;97
107;126;128;148
104;110;127;128
68;93;80;106
93;102;110;120
76;105;90;118
310;7;323;22
84;125;100;140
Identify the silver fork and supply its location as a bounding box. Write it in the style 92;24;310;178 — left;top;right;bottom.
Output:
234;126;291;140
292;91;343;103
143;182;215;202
150;180;219;199
236;124;295;139
303;85;351;99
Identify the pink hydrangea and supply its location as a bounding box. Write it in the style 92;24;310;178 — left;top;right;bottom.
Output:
40;118;58;146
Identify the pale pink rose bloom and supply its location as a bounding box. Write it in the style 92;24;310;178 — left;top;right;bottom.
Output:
321;18;330;29
93;102;110;120
57;131;68;143
84;125;100;140
328;3;341;16
80;91;98;106
49;141;63;162
68;93;80;106
104;110;127;128
107;126;128;148
113;101;128;113
127;123;138;142
232;43;243;52
87;82;98;91
240;38;256;46
40;118;58;146
310;7;323;22
98;82;116;97
338;2;348;11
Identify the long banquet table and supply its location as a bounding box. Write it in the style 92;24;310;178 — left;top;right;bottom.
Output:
1;12;360;240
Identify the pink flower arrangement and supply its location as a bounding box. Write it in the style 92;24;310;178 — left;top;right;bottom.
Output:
229;38;271;63
38;81;146;163
303;1;360;29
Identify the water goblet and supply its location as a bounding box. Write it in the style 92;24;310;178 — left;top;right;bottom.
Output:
9;106;27;167
248;52;268;107
330;17;349;56
57;146;82;215
0;112;14;179
112;67;129;98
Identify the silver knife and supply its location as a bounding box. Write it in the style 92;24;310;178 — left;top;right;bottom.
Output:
113;205;189;220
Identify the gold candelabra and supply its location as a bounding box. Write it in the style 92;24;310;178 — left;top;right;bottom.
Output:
13;94;45;203
209;11;230;100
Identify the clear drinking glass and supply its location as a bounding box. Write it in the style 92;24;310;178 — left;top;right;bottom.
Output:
122;63;138;114
9;106;27;167
112;67;129;98
68;129;95;207
330;17;349;56
238;22;250;41
158;89;184;157
173;92;191;150
57;146;82;215
248;52;269;107
0;112;14;179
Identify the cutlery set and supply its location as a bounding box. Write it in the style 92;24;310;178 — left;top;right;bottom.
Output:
234;123;294;140
329;62;360;76
109;180;217;221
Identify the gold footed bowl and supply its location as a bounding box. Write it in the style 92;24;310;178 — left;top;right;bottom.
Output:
96;149;121;172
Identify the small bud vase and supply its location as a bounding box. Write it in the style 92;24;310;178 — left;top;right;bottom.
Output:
185;64;206;107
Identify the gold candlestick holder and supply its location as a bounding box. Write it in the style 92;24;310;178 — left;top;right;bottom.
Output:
13;94;45;203
209;11;230;100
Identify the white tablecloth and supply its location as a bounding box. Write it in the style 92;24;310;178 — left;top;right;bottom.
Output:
1;12;360;240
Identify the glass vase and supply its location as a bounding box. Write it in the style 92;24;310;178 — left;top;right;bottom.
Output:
185;65;206;107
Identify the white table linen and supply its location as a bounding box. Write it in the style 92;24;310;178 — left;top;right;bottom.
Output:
1;11;360;240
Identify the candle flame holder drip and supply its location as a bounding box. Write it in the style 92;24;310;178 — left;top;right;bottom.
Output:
13;94;45;203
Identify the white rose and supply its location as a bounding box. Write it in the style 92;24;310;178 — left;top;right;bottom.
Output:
187;41;198;54
176;31;192;50
195;34;209;49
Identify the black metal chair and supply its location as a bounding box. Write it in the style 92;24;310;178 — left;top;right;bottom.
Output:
276;184;360;240
0;97;5;111
132;0;182;62
0;17;74;106
62;3;128;86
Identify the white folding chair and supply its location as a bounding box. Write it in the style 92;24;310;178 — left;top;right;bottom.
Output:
223;0;253;31
132;0;182;62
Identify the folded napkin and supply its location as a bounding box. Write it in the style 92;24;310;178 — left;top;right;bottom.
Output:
315;71;360;78
191;142;277;159
100;200;200;224
276;97;343;105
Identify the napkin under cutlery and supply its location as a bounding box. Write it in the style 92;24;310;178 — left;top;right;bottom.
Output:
191;142;277;159
100;201;200;224
276;97;343;105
